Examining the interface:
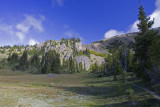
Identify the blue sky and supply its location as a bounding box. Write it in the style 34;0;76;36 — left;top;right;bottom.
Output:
0;0;159;46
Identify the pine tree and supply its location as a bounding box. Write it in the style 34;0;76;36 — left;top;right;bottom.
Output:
84;62;86;72
135;5;154;64
149;35;160;66
79;62;83;72
18;49;28;71
76;62;79;72
106;54;113;72
30;53;40;66
134;3;158;81
127;49;133;72
41;50;60;74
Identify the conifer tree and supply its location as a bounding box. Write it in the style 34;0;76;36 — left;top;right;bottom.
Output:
18;49;28;71
127;49;133;72
106;54;113;71
76;62;79;72
134;3;158;80
41;50;60;74
135;4;154;63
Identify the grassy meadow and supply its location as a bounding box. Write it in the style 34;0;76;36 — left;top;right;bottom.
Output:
0;70;159;107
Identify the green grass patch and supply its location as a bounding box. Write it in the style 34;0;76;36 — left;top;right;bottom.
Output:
90;50;107;58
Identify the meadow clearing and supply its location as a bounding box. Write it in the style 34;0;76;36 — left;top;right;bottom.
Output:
0;70;159;107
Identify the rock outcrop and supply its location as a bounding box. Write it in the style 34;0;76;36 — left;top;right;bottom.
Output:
75;56;90;70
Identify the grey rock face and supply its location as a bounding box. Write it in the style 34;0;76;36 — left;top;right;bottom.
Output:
75;42;83;51
83;44;108;55
58;44;67;53
90;54;105;66
75;56;90;70
36;42;44;49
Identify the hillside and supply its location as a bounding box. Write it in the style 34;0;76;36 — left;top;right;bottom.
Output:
84;27;160;54
0;27;160;73
0;38;106;73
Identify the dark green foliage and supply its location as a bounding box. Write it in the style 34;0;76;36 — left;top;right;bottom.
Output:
7;53;20;70
29;53;40;67
135;5;154;63
75;62;79;72
62;59;70;72
41;50;60;74
106;54;113;71
79;62;83;72
107;47;133;80
74;48;90;57
106;39;125;52
60;37;81;46
134;4;160;81
90;63;99;73
99;62;105;73
126;88;135;102
137;6;154;34
69;56;75;73
8;53;19;62
149;35;160;66
18;49;28;71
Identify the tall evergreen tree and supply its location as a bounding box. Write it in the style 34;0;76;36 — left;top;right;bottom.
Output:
134;3;158;80
106;54;113;72
18;49;28;71
135;5;154;63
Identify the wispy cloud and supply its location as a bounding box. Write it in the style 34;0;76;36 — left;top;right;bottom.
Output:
0;15;45;44
64;30;80;37
64;28;85;44
16;15;45;42
104;0;160;39
52;0;65;7
64;24;70;29
0;24;14;35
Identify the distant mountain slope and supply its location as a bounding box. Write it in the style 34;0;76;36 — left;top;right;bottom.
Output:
84;27;160;54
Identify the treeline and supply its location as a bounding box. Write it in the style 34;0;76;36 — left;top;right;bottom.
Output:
7;49;61;74
6;48;91;74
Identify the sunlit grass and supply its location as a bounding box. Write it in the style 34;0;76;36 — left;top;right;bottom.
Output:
0;71;159;106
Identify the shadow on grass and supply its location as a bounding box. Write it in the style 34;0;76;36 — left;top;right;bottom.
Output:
98;98;160;107
55;85;125;99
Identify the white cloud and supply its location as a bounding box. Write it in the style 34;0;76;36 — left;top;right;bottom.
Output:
16;32;25;42
150;10;160;28
129;0;160;33
15;15;44;42
104;29;124;39
104;0;160;39
28;38;39;46
128;20;139;33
